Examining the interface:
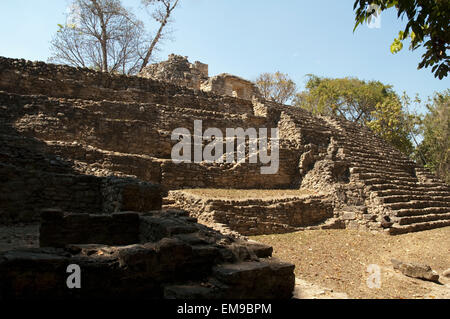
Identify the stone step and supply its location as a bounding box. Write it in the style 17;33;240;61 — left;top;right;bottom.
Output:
338;145;412;159
289;120;333;135
211;259;295;299
0;144;157;189
348;158;414;172
394;207;450;217
350;162;414;175
354;173;418;184
162;204;180;210
162;198;176;205
388;220;450;235
1;93;277;162
349;163;415;176
384;200;450;211
364;178;446;188
165;259;295;299
342;149;412;163
350;167;415;179
349;157;414;168
380;194;450;204
367;183;450;192
84;99;248;122
338;141;404;156
397;212;450;225
375;189;450;198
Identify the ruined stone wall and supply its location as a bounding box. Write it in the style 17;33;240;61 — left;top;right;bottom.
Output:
161;147;299;189
169;191;334;236
0;90;299;190
39;210;140;247
0;57;254;115
201;74;262;100
0;161;162;224
139;55;261;101
4;93;261;159
0;96;163;223
139;54;209;90
0;57;303;192
0;164;102;223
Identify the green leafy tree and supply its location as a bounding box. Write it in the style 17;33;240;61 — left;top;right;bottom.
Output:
294;75;420;155
367;94;420;155
255;72;297;104
416;90;450;183
353;0;450;79
293;76;393;125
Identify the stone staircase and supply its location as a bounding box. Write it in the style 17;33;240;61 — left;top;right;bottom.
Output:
162;197;178;210
321;117;450;234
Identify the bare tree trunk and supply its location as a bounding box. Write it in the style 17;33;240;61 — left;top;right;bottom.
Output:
92;0;108;72
140;20;166;72
139;0;179;72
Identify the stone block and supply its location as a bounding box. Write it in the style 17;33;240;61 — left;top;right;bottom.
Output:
342;212;356;220
391;259;440;283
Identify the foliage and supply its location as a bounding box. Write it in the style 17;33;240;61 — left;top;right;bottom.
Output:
353;0;450;79
293;76;393;125
415;90;450;183
367;94;420;155
255;72;297;104
294;75;420;156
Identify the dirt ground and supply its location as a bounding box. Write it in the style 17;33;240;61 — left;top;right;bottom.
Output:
179;188;316;200
252;227;450;299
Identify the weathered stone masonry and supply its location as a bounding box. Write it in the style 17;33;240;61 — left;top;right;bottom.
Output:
0;55;297;299
168;191;334;236
139;54;262;101
0;56;449;235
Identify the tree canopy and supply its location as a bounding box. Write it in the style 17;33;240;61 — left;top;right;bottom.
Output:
415;90;450;183
294;75;421;156
367;94;420;155
255;72;297;104
50;0;180;74
293;76;393;125
353;0;450;79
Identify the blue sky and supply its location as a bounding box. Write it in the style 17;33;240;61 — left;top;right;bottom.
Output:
0;0;448;113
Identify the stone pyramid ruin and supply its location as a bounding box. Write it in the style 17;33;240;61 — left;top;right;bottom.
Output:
0;55;449;298
1;55;448;235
